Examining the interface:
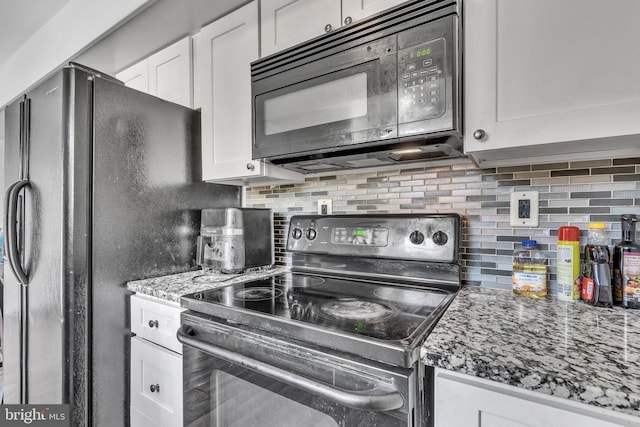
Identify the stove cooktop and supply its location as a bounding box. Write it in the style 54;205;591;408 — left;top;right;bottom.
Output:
181;271;455;366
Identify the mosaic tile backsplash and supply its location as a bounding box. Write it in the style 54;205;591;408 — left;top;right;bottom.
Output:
244;157;640;292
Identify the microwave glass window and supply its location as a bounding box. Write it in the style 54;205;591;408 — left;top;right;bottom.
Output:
264;73;368;135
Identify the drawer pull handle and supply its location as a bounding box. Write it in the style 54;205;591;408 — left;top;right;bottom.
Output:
473;129;486;140
148;320;159;328
149;384;160;393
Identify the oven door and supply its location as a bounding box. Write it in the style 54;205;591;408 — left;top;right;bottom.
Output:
178;313;426;427
252;34;398;162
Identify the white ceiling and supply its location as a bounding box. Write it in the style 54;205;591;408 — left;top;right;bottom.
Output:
0;0;70;63
76;0;249;75
0;0;248;82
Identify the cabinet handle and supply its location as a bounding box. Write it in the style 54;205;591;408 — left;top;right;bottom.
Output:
473;129;486;140
149;384;160;393
246;163;255;171
148;320;159;328
324;24;332;32
344;16;352;25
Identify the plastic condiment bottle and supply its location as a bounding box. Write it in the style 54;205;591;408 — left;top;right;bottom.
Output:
581;222;612;307
557;226;580;301
613;215;640;308
512;240;547;298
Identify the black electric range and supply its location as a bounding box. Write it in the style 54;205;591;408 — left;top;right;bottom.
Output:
182;214;461;368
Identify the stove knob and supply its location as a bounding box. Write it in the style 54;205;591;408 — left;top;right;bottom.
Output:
291;227;303;239
432;231;448;246
305;228;317;240
409;230;425;245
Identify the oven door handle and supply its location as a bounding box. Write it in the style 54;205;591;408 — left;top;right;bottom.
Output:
177;325;405;412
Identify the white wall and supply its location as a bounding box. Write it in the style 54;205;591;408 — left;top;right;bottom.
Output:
0;0;153;107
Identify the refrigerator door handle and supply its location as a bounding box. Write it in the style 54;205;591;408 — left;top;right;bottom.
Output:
4;180;21;280
4;179;31;285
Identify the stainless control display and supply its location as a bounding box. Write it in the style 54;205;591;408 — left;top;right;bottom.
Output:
287;214;459;263
398;38;446;122
331;227;389;246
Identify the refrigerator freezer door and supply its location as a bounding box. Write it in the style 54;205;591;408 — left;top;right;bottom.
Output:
89;75;239;426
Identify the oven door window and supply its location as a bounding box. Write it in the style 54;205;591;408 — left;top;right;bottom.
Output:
180;320;418;427
254;57;397;160
212;369;338;427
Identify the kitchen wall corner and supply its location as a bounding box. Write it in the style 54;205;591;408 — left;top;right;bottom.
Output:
244;157;640;292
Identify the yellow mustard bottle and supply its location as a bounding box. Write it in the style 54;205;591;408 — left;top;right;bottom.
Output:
512;239;548;298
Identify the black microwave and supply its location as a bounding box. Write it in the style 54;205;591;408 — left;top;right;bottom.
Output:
251;0;462;173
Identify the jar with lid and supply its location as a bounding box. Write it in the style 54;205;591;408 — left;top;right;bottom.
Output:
512;240;547;298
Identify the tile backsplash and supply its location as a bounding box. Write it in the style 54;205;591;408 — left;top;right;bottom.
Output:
244;158;640;292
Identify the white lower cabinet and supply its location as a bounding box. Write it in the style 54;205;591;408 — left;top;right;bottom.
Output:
434;368;640;427
130;295;184;427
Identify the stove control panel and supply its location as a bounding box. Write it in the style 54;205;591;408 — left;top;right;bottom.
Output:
331;227;389;246
287;214;459;263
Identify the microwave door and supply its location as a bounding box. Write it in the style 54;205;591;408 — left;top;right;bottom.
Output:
253;52;397;160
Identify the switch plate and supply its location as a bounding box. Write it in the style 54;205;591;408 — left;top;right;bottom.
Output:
317;198;333;215
510;191;538;227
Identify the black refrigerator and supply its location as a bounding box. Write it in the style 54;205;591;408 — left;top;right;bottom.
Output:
2;63;241;426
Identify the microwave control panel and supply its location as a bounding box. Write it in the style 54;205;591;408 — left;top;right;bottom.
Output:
398;38;446;122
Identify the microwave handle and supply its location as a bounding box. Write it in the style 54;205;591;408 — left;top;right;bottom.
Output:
177;325;404;412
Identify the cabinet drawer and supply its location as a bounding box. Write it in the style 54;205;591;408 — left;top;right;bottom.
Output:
131;294;184;354
130;337;183;427
130;406;160;427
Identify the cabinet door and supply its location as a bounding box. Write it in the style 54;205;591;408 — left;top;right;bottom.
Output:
261;0;341;57
464;0;640;166
148;37;193;108
341;0;406;24
197;1;303;185
198;1;261;182
191;32;202;110
116;60;149;93
130;407;160;427
434;369;635;427
130;337;183;427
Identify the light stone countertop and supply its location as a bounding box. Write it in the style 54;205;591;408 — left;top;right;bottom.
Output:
421;286;640;418
126;266;288;303
128;269;640;417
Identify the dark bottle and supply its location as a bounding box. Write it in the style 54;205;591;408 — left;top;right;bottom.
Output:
613;215;640;308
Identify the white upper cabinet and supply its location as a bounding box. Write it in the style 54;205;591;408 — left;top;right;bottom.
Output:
260;0;406;57
464;0;640;167
261;0;341;57
116;61;149;93
148;37;193;108
116;36;193;108
341;0;407;23
197;1;303;185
